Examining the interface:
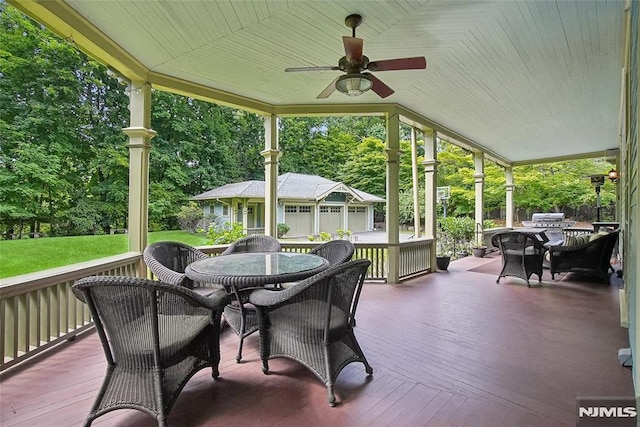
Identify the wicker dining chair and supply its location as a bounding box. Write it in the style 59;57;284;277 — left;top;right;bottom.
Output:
72;275;231;427
143;241;212;293
220;234;282;362
495;231;546;287
249;259;373;406
310;239;355;266
221;234;282;255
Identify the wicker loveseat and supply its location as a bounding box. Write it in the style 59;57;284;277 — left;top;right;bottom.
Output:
548;229;620;283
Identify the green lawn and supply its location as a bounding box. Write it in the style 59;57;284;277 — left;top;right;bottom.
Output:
0;231;209;279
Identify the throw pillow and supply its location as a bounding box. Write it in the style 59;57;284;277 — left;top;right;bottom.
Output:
577;234;591;245
589;230;609;242
565;235;578;247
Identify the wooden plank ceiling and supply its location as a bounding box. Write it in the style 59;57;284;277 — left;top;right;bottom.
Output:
40;1;627;163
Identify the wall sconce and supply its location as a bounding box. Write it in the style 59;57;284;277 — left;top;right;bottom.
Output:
608;168;618;183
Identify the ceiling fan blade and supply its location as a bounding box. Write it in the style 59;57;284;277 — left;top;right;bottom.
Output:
285;66;339;72
316;77;340;99
342;36;363;63
367;56;427;72
365;73;395;98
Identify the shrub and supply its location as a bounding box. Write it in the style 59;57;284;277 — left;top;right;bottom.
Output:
318;231;332;241
177;202;214;234
277;223;290;238
206;222;245;244
336;228;352;239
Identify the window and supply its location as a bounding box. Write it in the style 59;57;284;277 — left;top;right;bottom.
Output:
285;206;297;213
349;207;366;213
299;206;312;213
320;206;329;213
222;205;229;216
247;207;253;214
330;207;342;213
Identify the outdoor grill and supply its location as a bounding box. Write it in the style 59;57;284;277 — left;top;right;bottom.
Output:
521;213;576;242
521;213;576;229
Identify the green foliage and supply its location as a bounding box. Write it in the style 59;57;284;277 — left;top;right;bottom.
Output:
177;202;213;234
206;222;245;245
318;231;332;241
336;228;352;239
277;223;290;238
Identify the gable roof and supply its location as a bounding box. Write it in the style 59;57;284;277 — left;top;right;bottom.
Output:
192;173;384;203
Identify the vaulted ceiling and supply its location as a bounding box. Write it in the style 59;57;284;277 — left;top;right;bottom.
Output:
11;0;626;165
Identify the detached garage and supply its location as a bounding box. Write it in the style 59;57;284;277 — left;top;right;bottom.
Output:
192;173;384;237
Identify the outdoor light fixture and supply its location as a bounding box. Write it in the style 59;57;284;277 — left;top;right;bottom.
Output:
586;174;607;222
335;73;373;96
608;168;619;183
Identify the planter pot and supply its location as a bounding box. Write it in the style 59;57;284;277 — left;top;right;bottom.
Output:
436;256;451;271
456;251;469;258
472;247;487;258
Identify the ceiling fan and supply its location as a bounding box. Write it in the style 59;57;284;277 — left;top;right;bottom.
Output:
285;14;427;99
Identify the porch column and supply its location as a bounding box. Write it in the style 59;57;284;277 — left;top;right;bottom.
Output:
423;131;438;239
423;130;438;272
474;152;485;246
123;81;156;264
261;114;280;237
410;127;421;238
505;166;515;228
242;199;249;233
385;112;401;284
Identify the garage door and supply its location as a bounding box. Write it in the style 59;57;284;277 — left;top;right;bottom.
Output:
348;206;367;232
319;206;343;234
284;205;313;237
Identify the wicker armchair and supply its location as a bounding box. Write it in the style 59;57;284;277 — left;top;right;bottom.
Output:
72;275;231;427
249;259;373;407
143;241;210;292
221;234;281;255
495;232;546;287
221;234;282;362
549;230;619;283
310;239;355;266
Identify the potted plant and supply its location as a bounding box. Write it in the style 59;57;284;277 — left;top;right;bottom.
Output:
472;222;487;257
472;245;487;258
436;232;453;271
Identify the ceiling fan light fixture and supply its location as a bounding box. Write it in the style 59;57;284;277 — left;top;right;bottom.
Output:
335;73;373;96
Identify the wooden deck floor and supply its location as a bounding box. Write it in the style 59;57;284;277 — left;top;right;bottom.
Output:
1;253;633;426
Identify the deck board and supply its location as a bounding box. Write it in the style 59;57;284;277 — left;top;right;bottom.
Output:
1;253;633;426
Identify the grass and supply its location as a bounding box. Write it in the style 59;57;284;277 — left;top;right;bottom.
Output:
0;231;209;279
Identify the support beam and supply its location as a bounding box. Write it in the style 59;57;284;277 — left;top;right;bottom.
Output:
124;82;156;264
505;166;515;228
410;128;421;238
261;114;280;237
474;152;485;246
386;112;401;284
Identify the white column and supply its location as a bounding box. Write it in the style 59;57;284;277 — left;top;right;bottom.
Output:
505;166;515;228
386;112;401;284
423;131;438;270
261;114;280;237
123;82;156;265
410;128;421;239
242;199;249;233
474;152;485;246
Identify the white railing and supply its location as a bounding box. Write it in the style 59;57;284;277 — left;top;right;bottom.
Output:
0;239;433;371
0;252;142;371
399;238;434;279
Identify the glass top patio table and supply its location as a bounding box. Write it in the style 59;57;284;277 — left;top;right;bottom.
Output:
185;252;329;288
